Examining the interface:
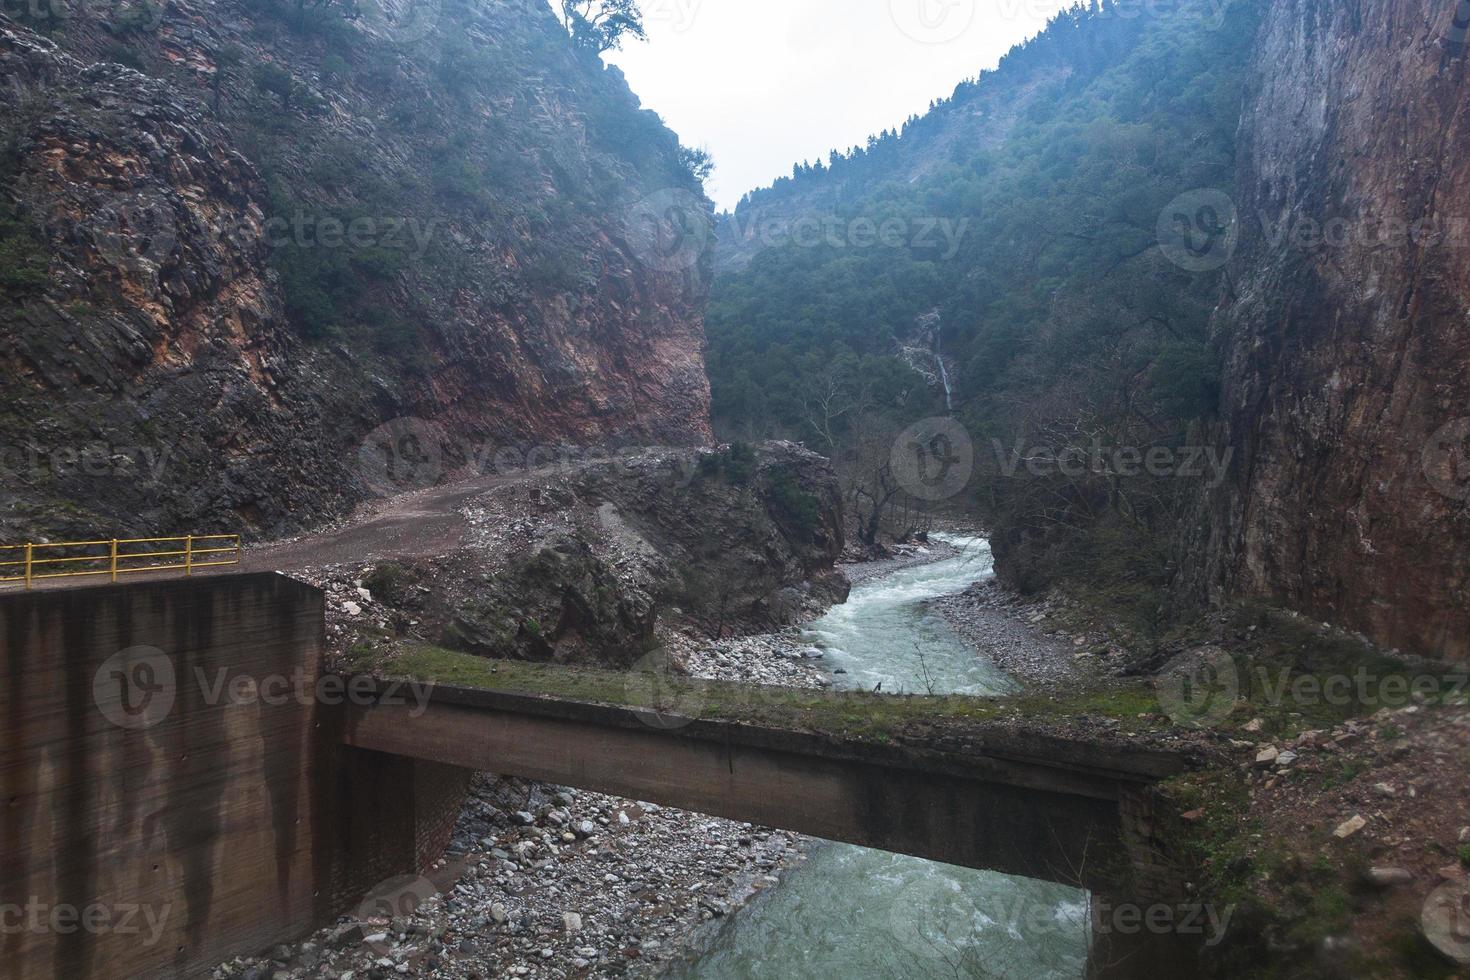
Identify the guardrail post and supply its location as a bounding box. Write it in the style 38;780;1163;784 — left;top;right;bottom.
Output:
23;543;31;590
185;535;193;577
110;539;119;583
235;536;242;567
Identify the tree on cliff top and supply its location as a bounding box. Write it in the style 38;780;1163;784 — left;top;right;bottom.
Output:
561;0;647;54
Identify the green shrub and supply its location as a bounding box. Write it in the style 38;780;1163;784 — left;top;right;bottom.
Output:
698;444;760;485
0;210;48;294
363;562;413;605
102;43;147;72
321;54;350;87
765;470;822;538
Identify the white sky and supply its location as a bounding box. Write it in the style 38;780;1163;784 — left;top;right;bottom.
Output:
585;0;1075;209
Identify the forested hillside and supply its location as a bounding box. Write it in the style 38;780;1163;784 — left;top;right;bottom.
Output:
708;0;1260;630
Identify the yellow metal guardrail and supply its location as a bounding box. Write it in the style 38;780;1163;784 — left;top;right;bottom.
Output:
0;535;242;589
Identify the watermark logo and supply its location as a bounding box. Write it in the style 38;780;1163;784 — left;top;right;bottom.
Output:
90;192;177;275
891;417;975;502
890;0;976;44
92;650;433;729
622;188;711;274
93;646;176;731
356;874;438;955
1423;418;1470;502
1423;881;1470;964
1157;646;1239;728
623;648;706;730
1158;189;1239;272
357;417;450;497
355;0;440;47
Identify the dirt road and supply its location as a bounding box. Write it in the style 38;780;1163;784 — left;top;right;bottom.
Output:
243;473;518;573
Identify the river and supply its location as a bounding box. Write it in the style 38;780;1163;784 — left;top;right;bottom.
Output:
671;535;1090;980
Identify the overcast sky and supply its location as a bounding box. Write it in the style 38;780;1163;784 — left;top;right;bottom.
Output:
585;0;1073;210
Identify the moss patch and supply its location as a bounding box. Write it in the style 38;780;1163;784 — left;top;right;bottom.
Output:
345;640;1173;745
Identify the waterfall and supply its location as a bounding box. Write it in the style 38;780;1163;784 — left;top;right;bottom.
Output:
935;324;954;412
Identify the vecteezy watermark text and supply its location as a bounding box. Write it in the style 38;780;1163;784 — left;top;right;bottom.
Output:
0;899;169;947
723;210;971;260
1159;187;1470;273
357;417;707;496
885;883;1235;961
990;438;1234;487
1157;648;1470;729
1249;666;1469;711
93;646;432;730
0;443;173;483
643;0;702;32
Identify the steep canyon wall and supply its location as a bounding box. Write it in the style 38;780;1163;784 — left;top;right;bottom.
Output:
1188;0;1470;660
0;0;712;542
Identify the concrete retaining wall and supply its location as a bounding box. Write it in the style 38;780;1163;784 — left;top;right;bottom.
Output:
0;574;468;980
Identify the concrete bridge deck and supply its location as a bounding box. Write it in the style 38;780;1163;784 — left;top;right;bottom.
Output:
341;680;1191;892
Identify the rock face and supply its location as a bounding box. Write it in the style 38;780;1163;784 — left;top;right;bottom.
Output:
569;442;848;634
0;0;712;541
0;20;348;535
352;444;846;668
1187;0;1470;661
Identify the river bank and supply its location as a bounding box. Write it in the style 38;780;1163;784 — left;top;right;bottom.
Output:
929;579;1083;688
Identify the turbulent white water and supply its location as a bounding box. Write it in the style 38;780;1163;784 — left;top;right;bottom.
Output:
673;535;1090;980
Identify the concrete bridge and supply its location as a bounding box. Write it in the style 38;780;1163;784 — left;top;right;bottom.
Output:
343;681;1188;894
0;573;1194;979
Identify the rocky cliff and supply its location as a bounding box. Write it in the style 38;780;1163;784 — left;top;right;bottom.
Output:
0;0;712;542
1187;0;1470;661
335;443;846;668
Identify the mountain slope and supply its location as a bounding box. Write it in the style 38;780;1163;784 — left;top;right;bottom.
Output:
0;0;712;541
713;4;1159;275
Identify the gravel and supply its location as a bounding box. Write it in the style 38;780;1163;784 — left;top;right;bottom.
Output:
665;627;830;690
214;778;806;980
928;579;1086;687
838;540;959;586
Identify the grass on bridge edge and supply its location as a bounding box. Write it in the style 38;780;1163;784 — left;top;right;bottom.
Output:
341;639;1167;745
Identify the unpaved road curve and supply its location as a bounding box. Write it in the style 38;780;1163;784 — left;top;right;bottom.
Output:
243;472;519;573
